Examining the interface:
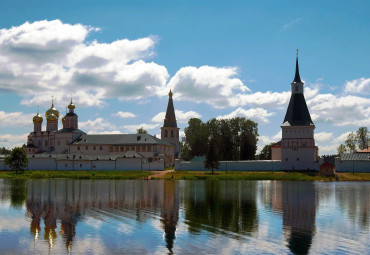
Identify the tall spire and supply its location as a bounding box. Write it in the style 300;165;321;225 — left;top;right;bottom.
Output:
293;49;302;83
163;90;177;128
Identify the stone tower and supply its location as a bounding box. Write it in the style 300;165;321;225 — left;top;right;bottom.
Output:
281;51;316;170
161;90;180;156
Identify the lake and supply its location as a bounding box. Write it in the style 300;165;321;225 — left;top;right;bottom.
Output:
0;179;368;254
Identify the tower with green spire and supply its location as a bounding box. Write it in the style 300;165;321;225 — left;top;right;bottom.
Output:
161;90;180;157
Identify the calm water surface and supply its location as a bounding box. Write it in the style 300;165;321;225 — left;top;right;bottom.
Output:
0;179;368;254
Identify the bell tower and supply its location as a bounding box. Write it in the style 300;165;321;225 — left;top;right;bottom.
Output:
281;50;317;170
161;90;180;156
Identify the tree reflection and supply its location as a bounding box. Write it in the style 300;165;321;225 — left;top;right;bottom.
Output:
6;179;27;209
184;180;258;237
282;182;316;255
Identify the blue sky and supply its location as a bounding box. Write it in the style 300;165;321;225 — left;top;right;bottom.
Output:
0;0;369;154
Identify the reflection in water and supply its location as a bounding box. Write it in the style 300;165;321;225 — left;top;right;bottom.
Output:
184;181;258;237
0;179;368;254
282;182;316;255
161;181;179;253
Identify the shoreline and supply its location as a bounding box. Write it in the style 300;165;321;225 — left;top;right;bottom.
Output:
0;170;369;181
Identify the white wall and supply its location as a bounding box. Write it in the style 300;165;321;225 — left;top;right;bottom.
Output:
28;158;56;170
335;157;370;172
176;160;281;171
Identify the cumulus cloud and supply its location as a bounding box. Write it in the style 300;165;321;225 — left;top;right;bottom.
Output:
167;65;250;108
151;110;201;123
344;78;370;95
216;107;275;123
0;20;168;108
114;111;136;119
315;132;334;142
0;133;28;148
122;123;159;133
79;118;117;132
308;94;370;126
0;111;34;127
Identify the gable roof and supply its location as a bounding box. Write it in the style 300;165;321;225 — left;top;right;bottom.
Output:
72;133;173;146
341;153;370;161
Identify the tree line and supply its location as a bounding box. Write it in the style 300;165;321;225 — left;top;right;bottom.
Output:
180;117;259;162
337;127;369;154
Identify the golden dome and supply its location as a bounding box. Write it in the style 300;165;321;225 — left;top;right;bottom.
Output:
33;113;43;123
68;99;75;110
62;116;65;125
46;113;58;121
169;89;173;98
45;101;60;118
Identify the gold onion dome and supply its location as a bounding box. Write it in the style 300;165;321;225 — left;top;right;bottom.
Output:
45;102;60;118
62;116;65;125
33;113;43;123
68;99;75;110
169;89;173;97
46;113;58;121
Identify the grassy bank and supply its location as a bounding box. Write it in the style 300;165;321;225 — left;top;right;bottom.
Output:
0;170;369;181
0;170;149;180
158;171;370;181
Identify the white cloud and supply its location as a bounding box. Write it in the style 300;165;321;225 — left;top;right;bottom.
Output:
114;111;136;119
79;118;116;132
308;94;370;127
257;131;281;153
151;110;201;123
216;107;275;123
344;78;370;94
0;111;34;127
167;65;250;108
0;133;28;149
281;18;302;30
315;132;334;142
122;123;159;133
0;20;168;108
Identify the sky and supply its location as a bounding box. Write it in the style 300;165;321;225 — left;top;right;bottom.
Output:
0;0;369;155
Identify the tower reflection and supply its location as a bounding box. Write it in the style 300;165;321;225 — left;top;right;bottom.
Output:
282;182;316;255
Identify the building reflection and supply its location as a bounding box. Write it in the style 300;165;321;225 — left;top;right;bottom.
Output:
161;181;179;254
282;182;317;255
183;180;258;237
25;180;179;252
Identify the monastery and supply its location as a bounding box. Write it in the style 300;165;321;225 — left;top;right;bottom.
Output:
24;90;180;169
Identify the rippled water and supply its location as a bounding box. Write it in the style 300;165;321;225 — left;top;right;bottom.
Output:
0;179;368;254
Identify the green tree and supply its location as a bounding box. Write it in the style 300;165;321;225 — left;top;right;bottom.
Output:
3;147;29;174
184;118;208;159
258;144;272;160
337;144;347;155
345;132;357;153
136;127;147;134
0;147;11;154
204;137;220;174
357;127;369;150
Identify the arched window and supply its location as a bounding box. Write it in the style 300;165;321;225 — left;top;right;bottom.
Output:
171;130;174;137
165;130;168;137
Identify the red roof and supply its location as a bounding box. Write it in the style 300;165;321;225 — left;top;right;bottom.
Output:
358;148;370;153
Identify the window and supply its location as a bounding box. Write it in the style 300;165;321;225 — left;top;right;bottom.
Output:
171;130;174;138
77;146;80;150
65;164;67;167
100;146;103;150
80;164;82;168
86;146;88;150
115;146;119;152
297;158;299;161
57;140;60;146
286;157;288;161
165;130;168;137
93;146;96;150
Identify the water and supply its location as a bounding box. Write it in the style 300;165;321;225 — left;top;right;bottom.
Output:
0;179;368;254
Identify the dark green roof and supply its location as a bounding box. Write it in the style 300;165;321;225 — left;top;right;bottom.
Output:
163;94;177;128
341;153;370;161
56;128;86;133
283;93;314;126
73;133;173;146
